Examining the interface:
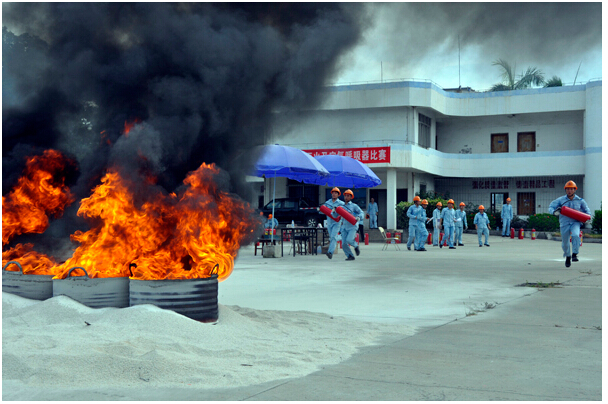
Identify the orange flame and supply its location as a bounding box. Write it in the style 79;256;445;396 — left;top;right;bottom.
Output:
2;149;76;246
51;163;257;281
2;243;58;275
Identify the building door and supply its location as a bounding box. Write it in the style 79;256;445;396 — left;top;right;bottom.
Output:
518;132;536;152
517;192;536;215
491;133;509;153
491;193;508;213
369;189;387;228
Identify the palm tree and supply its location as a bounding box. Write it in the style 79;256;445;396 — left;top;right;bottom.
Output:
544;76;563;87
490;59;545;91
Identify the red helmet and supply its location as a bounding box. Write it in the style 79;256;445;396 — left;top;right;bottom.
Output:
459;202;465;207
564;180;577;190
344;189;354;197
421;199;428;205
436;202;442;207
447;199;454;205
413;196;421;202
331;187;341;196
478;205;485;210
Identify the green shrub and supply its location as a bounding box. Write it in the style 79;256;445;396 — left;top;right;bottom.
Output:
511;215;528;230
527;213;560;232
396;201;412;229
592;209;601;234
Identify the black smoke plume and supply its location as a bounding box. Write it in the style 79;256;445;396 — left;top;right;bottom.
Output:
2;3;364;253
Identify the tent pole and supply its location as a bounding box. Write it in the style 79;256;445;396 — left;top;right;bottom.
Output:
271;174;276;242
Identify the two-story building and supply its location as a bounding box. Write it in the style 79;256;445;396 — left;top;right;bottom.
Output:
255;79;602;229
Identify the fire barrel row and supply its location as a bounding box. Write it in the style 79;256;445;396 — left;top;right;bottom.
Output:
2;261;218;322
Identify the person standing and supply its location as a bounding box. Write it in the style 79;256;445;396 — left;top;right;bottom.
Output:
548;180;591;267
414;199;430;251
439;199;457;249
406;196;422;251
432;202;443;246
455;202;468;246
341;189;365;261
501;197;513;237
322;187;344;260
474;205;491;247
367;197;379;229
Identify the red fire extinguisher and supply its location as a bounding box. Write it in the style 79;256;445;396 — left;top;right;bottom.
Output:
427;233;432;245
510;227;515;239
531;228;536;240
518;228;524;239
570;230;583;247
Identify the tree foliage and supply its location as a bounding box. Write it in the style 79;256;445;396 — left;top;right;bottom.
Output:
490;59;545;91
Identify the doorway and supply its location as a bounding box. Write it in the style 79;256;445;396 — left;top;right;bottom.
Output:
369;189;387;228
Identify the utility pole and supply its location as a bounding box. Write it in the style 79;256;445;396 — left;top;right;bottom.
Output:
458;35;461;88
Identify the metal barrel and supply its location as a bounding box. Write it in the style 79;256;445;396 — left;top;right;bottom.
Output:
52;267;130;308
129;275;219;322
2;261;54;300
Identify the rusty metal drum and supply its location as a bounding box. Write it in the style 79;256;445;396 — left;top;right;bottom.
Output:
2;261;54;300
129;274;219;322
52;267;130;308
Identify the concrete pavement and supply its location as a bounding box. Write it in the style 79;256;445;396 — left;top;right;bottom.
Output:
13;233;602;400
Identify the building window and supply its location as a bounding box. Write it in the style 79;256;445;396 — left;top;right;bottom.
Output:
517;192;536;215
491;133;509;153
491;193;509;213
418;113;431;148
517;132;536;152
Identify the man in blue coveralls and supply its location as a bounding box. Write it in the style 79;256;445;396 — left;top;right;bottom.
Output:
455;202;468;246
414;199;430;251
501;197;513;237
432;201;443;246
367;197;378;229
440;199;457;249
341;189;365;261
548;180;591;267
474;205;491;247
322;187;344;260
406;196;422;250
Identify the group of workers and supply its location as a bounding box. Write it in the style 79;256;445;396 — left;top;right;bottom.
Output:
405;197;492;251
262;180;590;268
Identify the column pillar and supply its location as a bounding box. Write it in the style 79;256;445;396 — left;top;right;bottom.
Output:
386;168;397;230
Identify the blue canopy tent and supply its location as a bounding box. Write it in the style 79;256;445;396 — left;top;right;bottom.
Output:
311;154;381;188
253;145;330;241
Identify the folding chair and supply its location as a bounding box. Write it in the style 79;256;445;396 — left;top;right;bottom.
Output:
379;227;400;251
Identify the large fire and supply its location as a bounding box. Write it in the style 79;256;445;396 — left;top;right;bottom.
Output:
2;150;75;275
3;150;258;282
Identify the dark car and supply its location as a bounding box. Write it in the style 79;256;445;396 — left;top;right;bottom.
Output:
261;197;326;227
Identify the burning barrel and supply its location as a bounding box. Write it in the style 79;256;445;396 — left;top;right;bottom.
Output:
129;266;219;322
2;261;54;300
52;267;130;308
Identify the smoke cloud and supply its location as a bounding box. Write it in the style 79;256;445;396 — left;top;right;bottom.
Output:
3;3;365;198
335;3;601;88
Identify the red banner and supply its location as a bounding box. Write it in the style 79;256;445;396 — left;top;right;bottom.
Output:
303;146;390;164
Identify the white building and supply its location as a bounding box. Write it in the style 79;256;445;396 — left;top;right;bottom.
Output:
258;79;602;229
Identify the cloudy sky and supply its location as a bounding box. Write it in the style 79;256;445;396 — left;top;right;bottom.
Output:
332;3;602;90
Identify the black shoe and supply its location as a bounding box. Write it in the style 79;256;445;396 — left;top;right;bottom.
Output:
407;246;411;251
326;252;332;259
565;256;571;267
484;244;490;247
439;243;443;249
416;248;427;251
449;247;456;249
355;246;360;256
479;245;483;247
346;256;355;261
458;243;464;246
572;253;578;262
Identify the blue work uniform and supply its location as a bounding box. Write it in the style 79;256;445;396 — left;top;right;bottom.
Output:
264;218;278;229
322;198;345;255
501;203;513;236
548;194;590;258
454;209;468;245
474;212;490;246
340;201;365;259
414;206;429;250
441;207;456;248
432;208;442;246
406;204;421;249
367;202;378;229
